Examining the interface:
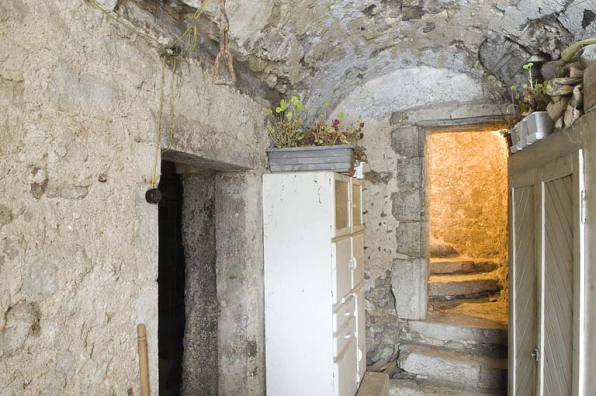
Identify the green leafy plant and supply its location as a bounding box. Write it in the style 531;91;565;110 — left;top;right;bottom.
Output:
346;122;368;166
266;99;368;167
510;62;550;117
266;96;305;148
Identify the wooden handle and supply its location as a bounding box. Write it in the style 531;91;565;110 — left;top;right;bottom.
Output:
137;324;150;396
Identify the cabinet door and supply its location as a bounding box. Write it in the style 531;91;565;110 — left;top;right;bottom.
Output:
543;175;574;396
510;171;538;396
351;233;365;288
540;153;584;396
509;151;586;396
351;179;363;233
334;176;352;238
333;238;353;304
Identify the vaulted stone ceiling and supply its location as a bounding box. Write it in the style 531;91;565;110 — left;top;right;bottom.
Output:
158;0;595;109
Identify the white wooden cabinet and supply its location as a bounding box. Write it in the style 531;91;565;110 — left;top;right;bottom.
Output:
264;172;366;396
510;149;586;396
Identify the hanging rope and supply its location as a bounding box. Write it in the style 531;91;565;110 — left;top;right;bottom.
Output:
212;0;236;85
89;0;235;190
150;55;178;189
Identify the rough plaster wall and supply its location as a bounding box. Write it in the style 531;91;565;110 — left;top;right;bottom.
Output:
181;172;218;396
0;1;267;395
429;132;509;263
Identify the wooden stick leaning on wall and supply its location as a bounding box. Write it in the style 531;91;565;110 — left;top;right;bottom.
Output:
137;324;151;396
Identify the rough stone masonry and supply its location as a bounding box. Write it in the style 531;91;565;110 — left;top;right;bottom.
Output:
1;0;595;394
0;1;268;395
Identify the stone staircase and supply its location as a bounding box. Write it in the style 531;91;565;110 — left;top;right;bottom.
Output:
428;257;501;301
389;311;507;395
388;247;508;395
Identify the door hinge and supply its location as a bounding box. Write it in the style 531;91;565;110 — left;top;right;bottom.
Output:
581;190;587;224
531;347;540;362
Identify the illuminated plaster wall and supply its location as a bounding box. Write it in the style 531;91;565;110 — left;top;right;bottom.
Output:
428;131;509;264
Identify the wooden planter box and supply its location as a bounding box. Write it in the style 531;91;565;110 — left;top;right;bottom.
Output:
267;145;354;172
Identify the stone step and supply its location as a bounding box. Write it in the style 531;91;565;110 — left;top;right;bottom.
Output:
399;312;507;356
429;243;459;258
428;272;500;301
428;299;509;327
397;344;507;391
429;258;499;275
389;379;505;396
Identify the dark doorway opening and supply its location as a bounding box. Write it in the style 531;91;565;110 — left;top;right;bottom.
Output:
158;160;186;395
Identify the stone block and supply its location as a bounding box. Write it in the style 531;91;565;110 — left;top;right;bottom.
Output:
368;345;397;364
391;127;424;158
395;221;424;257
541;61;558;80
391;186;422;222
396;157;423;187
391;258;426;320
389;378;501;395
216;173;265;396
479;34;530;86
402;101;506;127
428;272;500;299
399;313;507;354
182;173;218;396
397;344;507;390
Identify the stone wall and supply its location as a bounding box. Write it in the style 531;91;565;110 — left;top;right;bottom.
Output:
336;67;509;364
428;132;509;262
0;2;267;395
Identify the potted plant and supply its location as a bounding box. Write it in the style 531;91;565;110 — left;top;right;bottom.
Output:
509;62;554;150
266;97;367;174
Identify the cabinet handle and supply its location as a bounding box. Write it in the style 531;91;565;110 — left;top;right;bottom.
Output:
349;257;357;270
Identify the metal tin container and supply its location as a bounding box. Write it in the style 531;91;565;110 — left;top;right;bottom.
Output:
525;111;555;145
267;145;354;172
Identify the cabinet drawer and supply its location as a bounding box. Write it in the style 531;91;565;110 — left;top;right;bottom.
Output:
333;296;355;333
332;238;352;303
351;234;365;288
334;326;358;396
333;316;356;359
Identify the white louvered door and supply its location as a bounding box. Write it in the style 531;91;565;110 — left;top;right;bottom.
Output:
510;170;538;396
543;174;574;395
509;151;585;396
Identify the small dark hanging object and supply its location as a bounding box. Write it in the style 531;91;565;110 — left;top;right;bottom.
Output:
212;0;236;85
145;188;162;204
